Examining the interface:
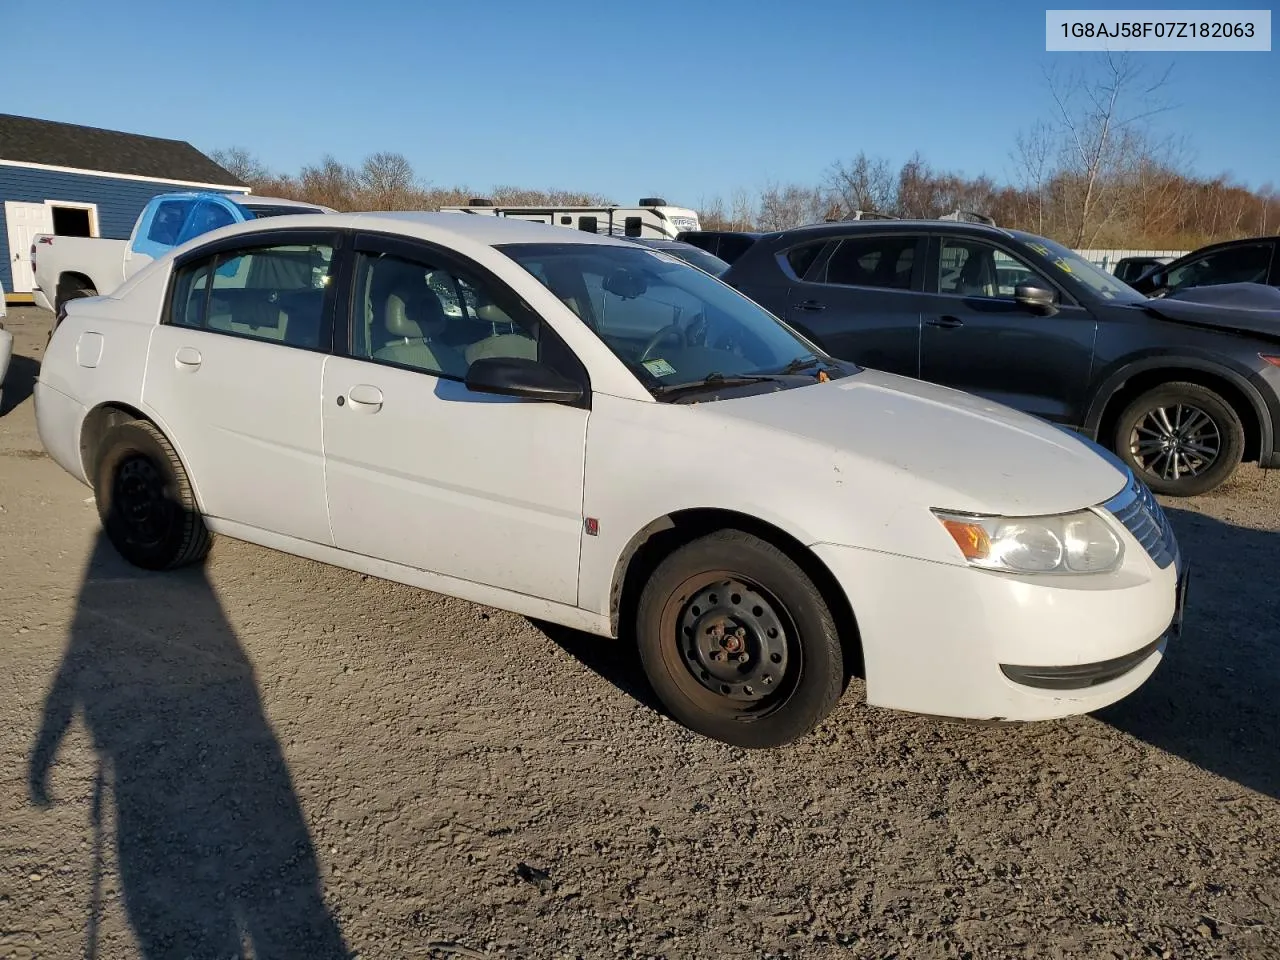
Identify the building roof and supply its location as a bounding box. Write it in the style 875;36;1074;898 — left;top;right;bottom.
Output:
0;113;246;187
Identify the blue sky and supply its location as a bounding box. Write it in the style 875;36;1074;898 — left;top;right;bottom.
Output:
16;0;1278;204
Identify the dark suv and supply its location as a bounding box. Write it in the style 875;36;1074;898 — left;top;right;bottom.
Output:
1128;235;1279;296
721;220;1280;497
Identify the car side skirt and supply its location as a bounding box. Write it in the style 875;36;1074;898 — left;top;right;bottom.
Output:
203;518;615;639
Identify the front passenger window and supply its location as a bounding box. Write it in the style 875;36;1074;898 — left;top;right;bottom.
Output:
939;239;1046;299
351;252;539;379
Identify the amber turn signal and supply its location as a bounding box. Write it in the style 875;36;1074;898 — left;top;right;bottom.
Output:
940;519;991;561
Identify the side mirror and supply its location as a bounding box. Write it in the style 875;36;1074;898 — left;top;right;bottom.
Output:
1146;268;1168;291
464;356;583;404
1014;283;1057;314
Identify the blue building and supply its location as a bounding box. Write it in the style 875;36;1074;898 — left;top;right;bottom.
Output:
1;113;246;301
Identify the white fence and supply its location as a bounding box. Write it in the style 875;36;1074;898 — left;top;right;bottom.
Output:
1074;249;1188;271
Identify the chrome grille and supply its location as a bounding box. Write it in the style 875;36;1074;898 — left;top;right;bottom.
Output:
1102;475;1179;570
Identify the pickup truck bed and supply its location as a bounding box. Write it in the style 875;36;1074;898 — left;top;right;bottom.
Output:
32;192;332;314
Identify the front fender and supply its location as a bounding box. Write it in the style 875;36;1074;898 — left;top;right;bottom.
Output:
1083;350;1274;457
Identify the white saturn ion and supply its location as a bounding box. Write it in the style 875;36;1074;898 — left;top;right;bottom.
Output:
35;212;1189;747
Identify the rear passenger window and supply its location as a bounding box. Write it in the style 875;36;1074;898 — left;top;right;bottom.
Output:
168;241;334;349
822;236;917;290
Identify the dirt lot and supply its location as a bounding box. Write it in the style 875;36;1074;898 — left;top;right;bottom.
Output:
1;303;1278;960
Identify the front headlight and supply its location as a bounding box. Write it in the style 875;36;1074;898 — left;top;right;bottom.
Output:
932;508;1123;575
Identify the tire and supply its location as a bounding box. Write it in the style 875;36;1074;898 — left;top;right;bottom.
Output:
635;529;844;748
1112;381;1245;497
93;420;211;570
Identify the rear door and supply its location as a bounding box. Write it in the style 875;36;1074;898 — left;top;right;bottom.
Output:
142;227;340;543
917;233;1097;425
782;232;926;377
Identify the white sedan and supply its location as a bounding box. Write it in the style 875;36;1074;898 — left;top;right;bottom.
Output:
35;212;1188;747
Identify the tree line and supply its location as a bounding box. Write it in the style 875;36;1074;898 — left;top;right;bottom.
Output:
212;56;1275;251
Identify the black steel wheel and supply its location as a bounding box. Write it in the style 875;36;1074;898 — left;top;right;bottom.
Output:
1114;382;1244;497
636;529;844;748
94;419;211;570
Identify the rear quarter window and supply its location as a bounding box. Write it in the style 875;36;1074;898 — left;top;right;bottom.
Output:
783;241;827;279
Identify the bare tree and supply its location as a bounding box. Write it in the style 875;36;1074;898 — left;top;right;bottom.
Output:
209;146;271;186
1039;52;1177;246
823;152;896;217
359;152;418;208
297;155;360;211
1013;121;1054;234
757;181;825;231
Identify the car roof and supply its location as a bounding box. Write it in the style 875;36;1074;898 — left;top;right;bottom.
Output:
233;194;333;211
760;219;1017;244
1165;234;1279;262
182;210;642;250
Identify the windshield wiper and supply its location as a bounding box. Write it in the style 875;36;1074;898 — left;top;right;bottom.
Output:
650;371;783;399
776;354;825;374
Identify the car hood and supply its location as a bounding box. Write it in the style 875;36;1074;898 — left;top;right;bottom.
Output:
1144;287;1280;342
705;368;1129;516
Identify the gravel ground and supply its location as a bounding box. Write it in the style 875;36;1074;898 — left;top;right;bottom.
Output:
1;303;1278;960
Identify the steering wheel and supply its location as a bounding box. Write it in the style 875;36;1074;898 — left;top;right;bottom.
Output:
639;323;686;361
685;312;709;347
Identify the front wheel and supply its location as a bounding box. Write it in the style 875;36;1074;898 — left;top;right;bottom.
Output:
94;420;211;569
1112;381;1244;497
635;530;845;748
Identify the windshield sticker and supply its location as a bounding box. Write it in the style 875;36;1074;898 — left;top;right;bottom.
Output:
1027;242;1050;256
1053;257;1074;273
642;358;677;377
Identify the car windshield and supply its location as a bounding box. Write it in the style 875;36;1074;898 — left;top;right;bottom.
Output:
1015;233;1146;303
498;242;832;396
239;204;325;218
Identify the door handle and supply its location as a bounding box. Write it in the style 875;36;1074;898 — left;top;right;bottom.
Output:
795;300;826;312
346;384;384;413
925;316;964;329
174;346;202;370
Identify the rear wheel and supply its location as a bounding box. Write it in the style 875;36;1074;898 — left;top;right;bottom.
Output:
94;420;211;569
635;530;844;748
1112;381;1244;496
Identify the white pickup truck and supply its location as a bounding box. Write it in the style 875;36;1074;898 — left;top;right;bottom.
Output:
32;192;332;314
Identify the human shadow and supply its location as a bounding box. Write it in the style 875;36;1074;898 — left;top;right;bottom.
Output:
28;535;349;959
1;353;40;415
1097;506;1280;800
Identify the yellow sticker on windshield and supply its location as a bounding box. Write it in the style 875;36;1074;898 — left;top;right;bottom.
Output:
1053;257;1073;273
642;358;676;377
1028;243;1050;256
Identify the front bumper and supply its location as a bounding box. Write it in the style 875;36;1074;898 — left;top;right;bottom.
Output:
812;497;1183;721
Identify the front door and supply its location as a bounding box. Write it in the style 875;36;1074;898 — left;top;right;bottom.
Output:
321;235;589;604
918;235;1097;425
5;201;53;293
782;232;926;378
141;229;340;543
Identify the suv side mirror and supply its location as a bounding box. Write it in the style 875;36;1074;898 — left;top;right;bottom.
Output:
464;356;583;404
1014;283;1057;314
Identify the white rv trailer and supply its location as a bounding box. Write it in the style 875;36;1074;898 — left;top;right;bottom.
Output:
438;197;701;240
